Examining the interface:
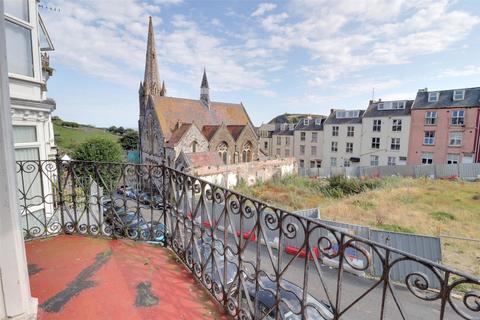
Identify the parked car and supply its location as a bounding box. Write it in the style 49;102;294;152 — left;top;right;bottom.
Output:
116;185;129;194
241;276;334;320
103;204;167;244
124;188;141;200
139;192;153;205
188;238;238;290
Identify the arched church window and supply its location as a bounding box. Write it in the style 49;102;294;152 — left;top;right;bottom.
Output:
242;141;252;163
217;142;228;164
191;141;198;153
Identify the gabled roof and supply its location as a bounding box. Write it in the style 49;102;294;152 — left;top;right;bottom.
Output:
324;110;365;125
363;100;413;118
412;87;480;109
201;125;220;141
152;96;252;141
226;125;245;140
182;151;224;168
165;123;192;147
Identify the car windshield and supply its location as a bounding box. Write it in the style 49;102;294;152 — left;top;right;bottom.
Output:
282;296;333;320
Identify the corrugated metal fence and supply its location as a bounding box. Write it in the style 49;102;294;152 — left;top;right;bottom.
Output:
299;163;480;180
206;202;443;287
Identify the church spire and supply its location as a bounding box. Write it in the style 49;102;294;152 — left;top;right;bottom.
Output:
200;68;210;107
143;16;161;96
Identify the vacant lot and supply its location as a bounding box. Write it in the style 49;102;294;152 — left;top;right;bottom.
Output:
236;176;480;276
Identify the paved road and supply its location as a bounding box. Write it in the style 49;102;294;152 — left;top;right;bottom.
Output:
91;194;469;319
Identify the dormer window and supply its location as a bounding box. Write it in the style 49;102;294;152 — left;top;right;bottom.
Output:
303;119;309;125
428;92;439;102
336;110;360;118
453;90;465;101
280;123;287;131
378;101;405;110
288;124;295;131
314;118;322;125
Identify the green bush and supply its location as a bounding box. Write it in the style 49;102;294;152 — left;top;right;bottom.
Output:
429;211;455;221
61;121;80;128
323;176;381;198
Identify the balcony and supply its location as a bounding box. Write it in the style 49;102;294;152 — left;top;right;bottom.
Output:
17;159;480;320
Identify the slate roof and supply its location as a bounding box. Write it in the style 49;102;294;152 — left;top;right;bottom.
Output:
295;116;326;131
152;96;252;141
412;87;480;109
324;110;365;125
182;151;224;168
201;125;220;141
226;125;245;140
165;123;192;147
271;129;294;136
363;100;413;118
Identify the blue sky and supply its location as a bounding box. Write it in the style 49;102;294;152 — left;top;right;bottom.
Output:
41;0;480;128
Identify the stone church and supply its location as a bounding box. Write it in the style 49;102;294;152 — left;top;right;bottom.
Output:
138;18;258;170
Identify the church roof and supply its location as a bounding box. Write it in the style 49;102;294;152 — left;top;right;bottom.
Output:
226;125;245;140
182;151;224;168
152;96;252;141
165;123;192;147
201;125;220;141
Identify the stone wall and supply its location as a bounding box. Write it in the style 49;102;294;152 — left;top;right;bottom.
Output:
187;158;298;188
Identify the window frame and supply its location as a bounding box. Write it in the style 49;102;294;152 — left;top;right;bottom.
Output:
390;137;400;151
387;156;396;166
370;155;379;166
373;119;381;132
346;142;353;153
4;0;39;80
428;92;439;102
421;152;433;164
453;90;465;101
448;132;462;147
424;111;437;125
451;110;465;126
371;137;380;149
300;131;306;142
331;141;338;152
423;131;435;145
392;119;402;132
347;126;354;137
332;126;339;137
447;153;460;164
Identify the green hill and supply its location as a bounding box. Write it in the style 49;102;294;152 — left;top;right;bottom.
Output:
268;113;324;124
53;118;120;155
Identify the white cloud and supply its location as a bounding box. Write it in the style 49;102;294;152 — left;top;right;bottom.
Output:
251;3;277;17
439;65;480;78
258;0;480;85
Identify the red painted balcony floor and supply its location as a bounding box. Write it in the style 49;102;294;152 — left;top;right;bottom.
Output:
26;235;227;320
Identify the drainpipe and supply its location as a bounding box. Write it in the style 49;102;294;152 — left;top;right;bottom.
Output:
0;1;38;318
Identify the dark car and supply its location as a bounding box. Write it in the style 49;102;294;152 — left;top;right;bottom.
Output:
188;238;238;290
241;276;334;320
103;207;167;244
116;185;129;194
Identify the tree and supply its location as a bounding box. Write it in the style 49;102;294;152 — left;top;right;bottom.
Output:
119;130;139;151
115;126;125;135
72;138;124;190
107;126;117;133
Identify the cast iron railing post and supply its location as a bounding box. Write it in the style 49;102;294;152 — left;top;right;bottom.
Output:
55;155;65;233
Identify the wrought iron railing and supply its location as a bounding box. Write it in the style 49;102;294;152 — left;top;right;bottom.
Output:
16;159;480;320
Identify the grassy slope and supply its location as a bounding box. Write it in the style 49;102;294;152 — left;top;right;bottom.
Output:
236;177;480;275
54;123;119;154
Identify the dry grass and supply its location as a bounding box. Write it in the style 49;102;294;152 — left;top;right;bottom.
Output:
236;176;480;275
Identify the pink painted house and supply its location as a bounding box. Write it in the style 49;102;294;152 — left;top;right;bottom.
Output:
407;87;480;165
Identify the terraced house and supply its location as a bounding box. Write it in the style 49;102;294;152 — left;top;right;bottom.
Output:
322;109;364;170
293;115;326;169
360;100;412;167
407;87;480;165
